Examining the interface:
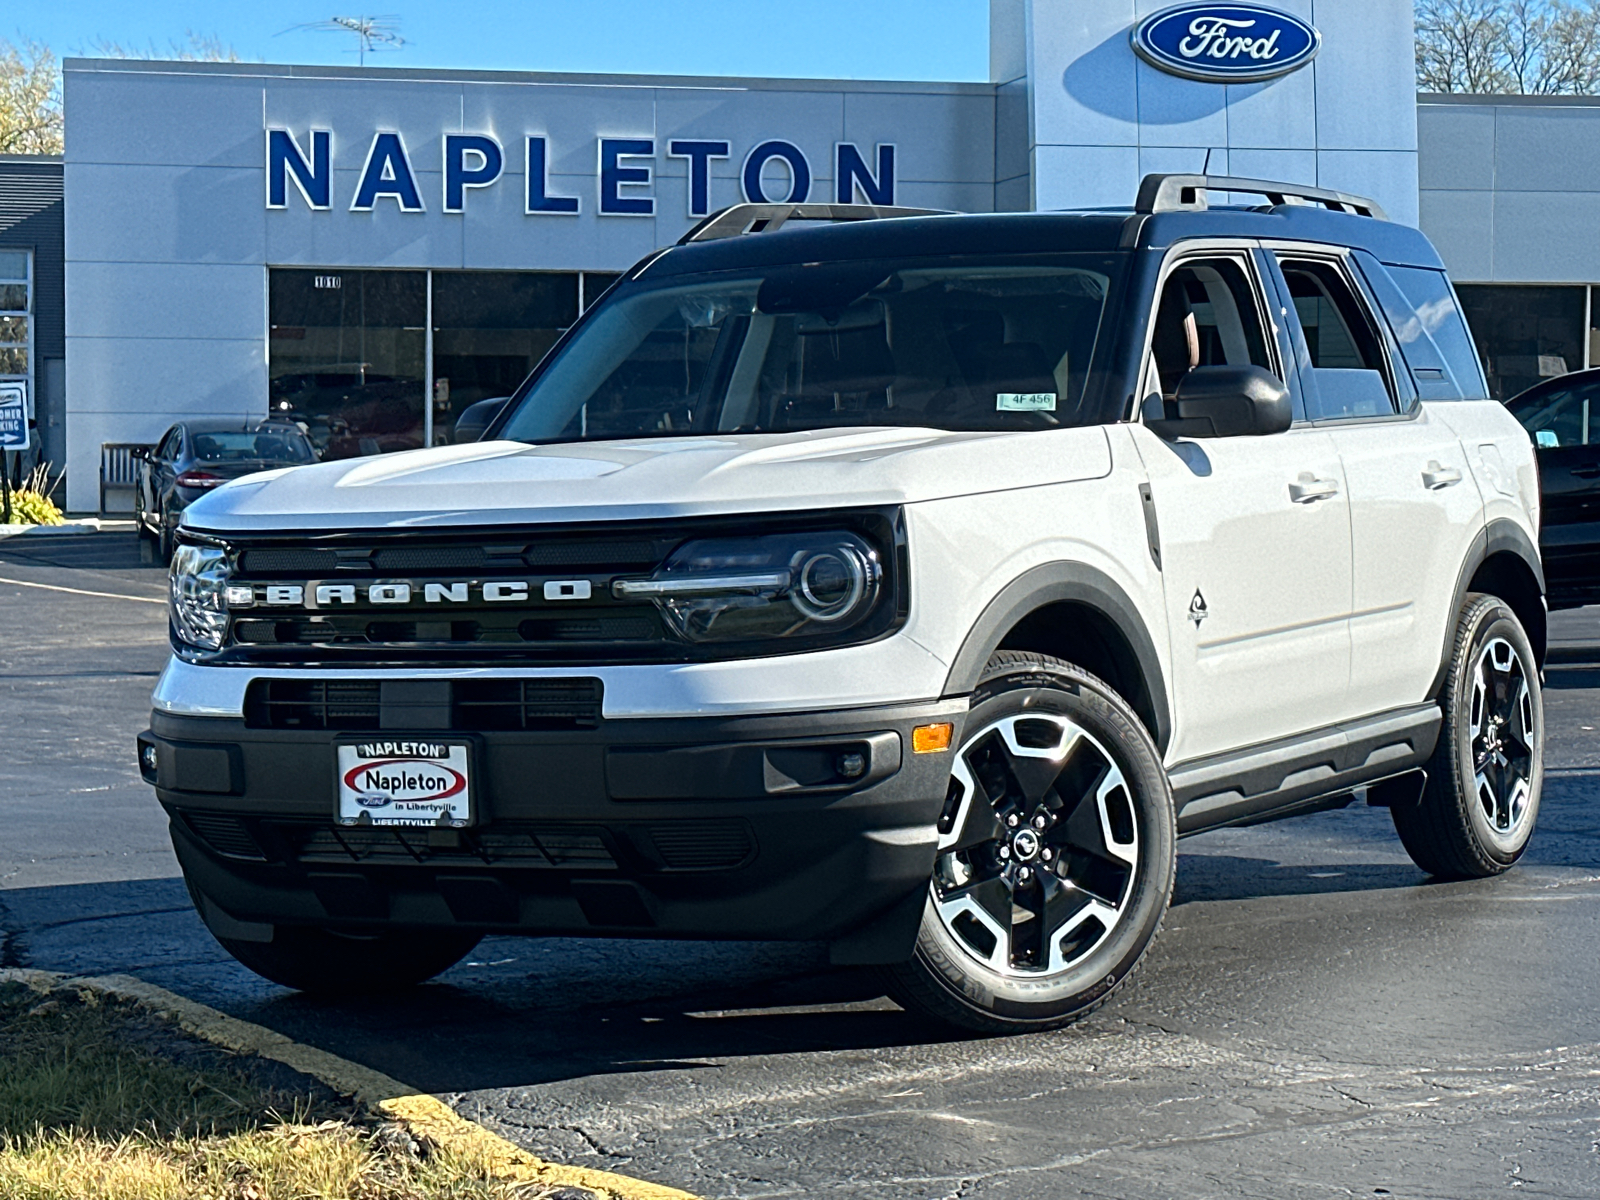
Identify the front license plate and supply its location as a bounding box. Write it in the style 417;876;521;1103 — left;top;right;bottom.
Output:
335;739;473;827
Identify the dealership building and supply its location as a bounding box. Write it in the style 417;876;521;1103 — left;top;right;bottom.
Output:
26;0;1600;510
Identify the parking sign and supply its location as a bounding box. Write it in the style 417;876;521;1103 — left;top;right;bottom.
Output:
0;382;26;451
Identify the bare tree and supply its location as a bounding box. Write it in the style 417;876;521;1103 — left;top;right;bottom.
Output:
0;40;62;155
84;32;249;62
1417;0;1513;91
1417;0;1600;93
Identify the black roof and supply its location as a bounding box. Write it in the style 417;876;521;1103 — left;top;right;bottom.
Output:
648;203;1445;278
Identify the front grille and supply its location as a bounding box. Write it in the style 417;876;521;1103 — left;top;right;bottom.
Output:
647;822;756;870
183;812;267;860
245;679;382;729
453;678;603;730
285;823;618;869
243;677;603;731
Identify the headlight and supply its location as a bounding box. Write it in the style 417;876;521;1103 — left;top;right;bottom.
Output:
169;543;230;650
614;532;883;643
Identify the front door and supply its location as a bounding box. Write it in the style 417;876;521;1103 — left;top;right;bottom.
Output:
1131;248;1353;766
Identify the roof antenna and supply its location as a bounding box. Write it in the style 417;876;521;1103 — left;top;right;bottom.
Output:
1202;147;1214;176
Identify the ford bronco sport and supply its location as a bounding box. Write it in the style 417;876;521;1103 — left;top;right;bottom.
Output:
139;175;1546;1033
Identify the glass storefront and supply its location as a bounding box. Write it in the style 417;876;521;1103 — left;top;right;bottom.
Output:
0;249;31;438
1456;284;1588;404
269;268;617;458
269;269;426;459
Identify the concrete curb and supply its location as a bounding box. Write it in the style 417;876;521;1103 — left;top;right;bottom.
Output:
0;518;136;538
0;968;700;1200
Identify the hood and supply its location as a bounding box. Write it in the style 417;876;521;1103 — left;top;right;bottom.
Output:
182;426;1113;532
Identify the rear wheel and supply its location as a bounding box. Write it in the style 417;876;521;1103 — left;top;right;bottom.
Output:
1393;593;1544;879
885;651;1175;1034
214;925;482;994
158;518;174;565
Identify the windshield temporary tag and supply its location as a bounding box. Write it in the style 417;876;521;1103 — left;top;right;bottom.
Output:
997;392;1057;412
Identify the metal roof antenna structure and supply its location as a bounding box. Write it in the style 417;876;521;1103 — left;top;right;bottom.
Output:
280;16;407;66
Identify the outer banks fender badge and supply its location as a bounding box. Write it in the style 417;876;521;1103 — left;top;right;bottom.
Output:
1188;589;1209;627
1131;3;1321;84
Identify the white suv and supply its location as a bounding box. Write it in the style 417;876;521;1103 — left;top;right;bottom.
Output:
140;176;1546;1034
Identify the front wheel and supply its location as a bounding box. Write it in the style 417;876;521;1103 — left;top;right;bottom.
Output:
884;651;1175;1034
1393;593;1544;879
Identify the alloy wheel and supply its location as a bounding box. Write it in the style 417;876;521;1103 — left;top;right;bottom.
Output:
932;712;1139;977
1470;635;1536;838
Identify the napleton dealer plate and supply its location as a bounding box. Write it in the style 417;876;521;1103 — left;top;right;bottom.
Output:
335;740;473;827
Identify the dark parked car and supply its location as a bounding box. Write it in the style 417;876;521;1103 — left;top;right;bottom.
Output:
134;420;317;563
1507;368;1600;608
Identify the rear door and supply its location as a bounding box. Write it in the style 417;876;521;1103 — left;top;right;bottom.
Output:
1266;247;1483;718
1129;243;1354;765
1506;373;1600;604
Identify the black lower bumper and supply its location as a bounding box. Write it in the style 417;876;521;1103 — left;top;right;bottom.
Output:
140;698;966;965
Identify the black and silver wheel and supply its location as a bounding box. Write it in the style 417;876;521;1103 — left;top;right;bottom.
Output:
1394;593;1544;879
885;651;1175;1034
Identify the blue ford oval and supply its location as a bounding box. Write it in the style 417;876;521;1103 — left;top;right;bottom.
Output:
1131;3;1321;83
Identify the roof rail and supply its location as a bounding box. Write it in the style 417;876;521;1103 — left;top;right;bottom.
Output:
1135;174;1388;221
678;202;952;244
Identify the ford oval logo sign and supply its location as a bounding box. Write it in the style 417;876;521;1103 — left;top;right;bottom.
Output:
1132;3;1321;83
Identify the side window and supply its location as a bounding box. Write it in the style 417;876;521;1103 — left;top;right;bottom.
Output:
1148;257;1273;399
1507;380;1600;449
1277;257;1398;421
1383;265;1491;401
156;429;180;461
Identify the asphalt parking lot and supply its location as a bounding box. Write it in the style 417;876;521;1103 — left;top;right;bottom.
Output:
3;530;1599;1199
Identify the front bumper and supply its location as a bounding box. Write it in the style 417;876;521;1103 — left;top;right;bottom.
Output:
140;697;966;964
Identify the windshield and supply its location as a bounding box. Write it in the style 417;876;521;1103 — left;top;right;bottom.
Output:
499;256;1119;443
190;429;315;463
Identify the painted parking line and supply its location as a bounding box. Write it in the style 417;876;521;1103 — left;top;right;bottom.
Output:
0;575;166;604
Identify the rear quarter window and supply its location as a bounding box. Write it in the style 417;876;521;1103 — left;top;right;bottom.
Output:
1378;263;1490;401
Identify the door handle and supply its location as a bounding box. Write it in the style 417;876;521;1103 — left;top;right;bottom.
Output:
1422;461;1463;489
1289;473;1340;503
1572;465;1600;479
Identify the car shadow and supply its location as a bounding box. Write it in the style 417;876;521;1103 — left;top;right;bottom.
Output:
1172;853;1426;904
0;851;1449;1096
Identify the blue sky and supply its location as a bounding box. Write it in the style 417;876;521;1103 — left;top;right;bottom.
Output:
16;1;991;81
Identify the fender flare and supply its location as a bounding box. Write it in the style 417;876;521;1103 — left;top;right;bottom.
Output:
1430;517;1547;698
941;561;1172;751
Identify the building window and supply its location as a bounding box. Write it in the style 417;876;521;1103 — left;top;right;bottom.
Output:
269;269;427;460
0;248;31;412
430;272;579;444
269;268;619;455
1455;284;1587;403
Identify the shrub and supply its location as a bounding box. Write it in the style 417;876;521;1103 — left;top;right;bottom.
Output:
5;489;63;526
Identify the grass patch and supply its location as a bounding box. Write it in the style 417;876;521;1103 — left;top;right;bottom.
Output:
0;983;588;1199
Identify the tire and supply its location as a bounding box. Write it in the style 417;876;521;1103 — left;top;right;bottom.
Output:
884;651;1176;1035
158;519;174;566
214;924;482;994
133;492;152;541
1393;593;1544;880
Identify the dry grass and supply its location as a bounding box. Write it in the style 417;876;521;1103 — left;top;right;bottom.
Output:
0;984;578;1200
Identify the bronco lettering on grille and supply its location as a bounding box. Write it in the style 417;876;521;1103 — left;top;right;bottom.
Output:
229;580;594;609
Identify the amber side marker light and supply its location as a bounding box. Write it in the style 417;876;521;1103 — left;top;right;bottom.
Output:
912;722;954;754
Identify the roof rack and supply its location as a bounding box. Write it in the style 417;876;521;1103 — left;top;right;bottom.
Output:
1135;174;1388;220
678;202;952;244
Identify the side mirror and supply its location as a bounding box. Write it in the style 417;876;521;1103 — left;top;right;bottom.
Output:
1147;365;1292;439
130;446;150;461
453;396;510;444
